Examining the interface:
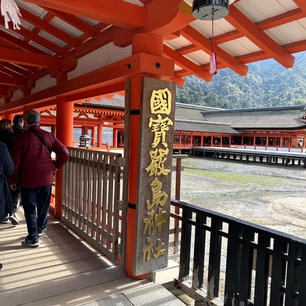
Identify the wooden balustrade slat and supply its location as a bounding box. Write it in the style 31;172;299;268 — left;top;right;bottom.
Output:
253;234;270;306
192;213;206;289
207;219;222;299
179;208;192;281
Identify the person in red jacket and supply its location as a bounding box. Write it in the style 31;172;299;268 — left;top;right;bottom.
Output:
9;110;69;247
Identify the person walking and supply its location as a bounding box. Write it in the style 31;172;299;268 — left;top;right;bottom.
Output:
9;110;69;248
0;119;14;151
0;140;14;224
9;115;25;225
12;115;24;136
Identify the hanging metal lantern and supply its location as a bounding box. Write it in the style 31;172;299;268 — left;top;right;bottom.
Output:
192;0;234;20
79;134;91;148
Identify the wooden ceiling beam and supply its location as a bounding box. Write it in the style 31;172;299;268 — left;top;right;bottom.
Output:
24;0;146;29
20;8;79;46
181;26;248;75
163;44;212;81
0;46;63;68
225;5;295;68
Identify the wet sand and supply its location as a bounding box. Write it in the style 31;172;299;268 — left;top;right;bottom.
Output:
171;157;306;238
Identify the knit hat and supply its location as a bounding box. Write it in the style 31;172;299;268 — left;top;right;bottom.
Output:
24;110;40;124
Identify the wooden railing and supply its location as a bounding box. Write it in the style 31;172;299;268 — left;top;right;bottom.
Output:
169;199;306;306
61;147;124;263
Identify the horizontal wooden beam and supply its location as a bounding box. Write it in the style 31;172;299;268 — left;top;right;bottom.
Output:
65;82;125;102
0;52;174;114
24;0;146;29
0;46;63;68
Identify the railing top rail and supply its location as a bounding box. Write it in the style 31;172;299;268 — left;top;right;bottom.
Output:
67;147;122;158
171;199;306;245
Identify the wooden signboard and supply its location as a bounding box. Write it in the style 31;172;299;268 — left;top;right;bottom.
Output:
133;77;176;276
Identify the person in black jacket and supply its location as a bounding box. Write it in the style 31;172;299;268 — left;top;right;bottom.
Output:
0;140;14;224
12;115;24;136
0;119;14;151
0;119;20;224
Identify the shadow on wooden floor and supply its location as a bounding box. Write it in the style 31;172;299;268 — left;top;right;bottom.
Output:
0;209;148;306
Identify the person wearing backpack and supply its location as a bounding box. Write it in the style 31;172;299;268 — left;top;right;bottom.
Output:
9;110;69;247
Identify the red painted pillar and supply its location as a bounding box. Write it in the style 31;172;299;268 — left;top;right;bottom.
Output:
97;124;102;147
92;127;96;146
125;32;165;279
210;136;213;147
113;128;118;148
55;73;74;219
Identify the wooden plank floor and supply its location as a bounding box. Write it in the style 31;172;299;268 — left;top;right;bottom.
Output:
0;209;148;306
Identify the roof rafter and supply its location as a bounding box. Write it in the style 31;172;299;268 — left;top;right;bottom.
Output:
0;28;45;54
17;26;65;54
178;8;304;55
225;5;295;68
176;39;306;77
24;0;146;29
0;66;25;78
163;44;212;82
45;8;99;35
0;46;63;68
181;25;248;75
20;8;79;46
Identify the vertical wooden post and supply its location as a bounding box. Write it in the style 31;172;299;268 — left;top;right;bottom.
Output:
55;72;74;219
92;127;96;146
124;32;173;278
113;128;118;148
97;124;102;147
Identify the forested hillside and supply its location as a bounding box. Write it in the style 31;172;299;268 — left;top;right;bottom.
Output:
176;52;306;109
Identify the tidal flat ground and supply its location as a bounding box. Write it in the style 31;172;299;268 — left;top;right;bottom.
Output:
171;157;306;239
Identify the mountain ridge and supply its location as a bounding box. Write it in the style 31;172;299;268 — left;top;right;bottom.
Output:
176;52;306;109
